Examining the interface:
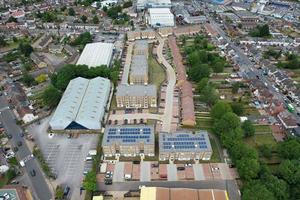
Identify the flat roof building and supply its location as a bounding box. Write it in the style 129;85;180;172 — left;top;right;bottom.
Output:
137;0;171;11
102;125;155;157
49;77;111;130
76;42;114;68
141;187;229;200
159;131;212;161
116;85;157;108
148;8;175;27
130;55;149;85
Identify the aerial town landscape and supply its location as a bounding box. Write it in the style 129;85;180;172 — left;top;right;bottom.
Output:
0;0;299;199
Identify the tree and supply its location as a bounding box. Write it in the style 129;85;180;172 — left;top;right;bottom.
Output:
81;15;87;23
35;74;47;84
259;144;272;159
68;7;75;16
236;158;260;180
242;181;276;200
19;42;33;57
70;32;93;47
21;73;36;87
242;120;255;137
232;82;241;94
42;85;62;108
212;61;224;73
199;84;218;106
231;102;244;116
262;174;289;200
83;171;97;191
217;112;240;132
92;15;99;24
55;185;64;200
123;0;133;8
211;101;232;120
278;138;300;160
277;160;300;185
102;6;108;12
0;35;7;47
6;16;17;23
196;78;209;93
230;142;258;161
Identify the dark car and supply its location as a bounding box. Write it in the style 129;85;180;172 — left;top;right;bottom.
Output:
177;167;185;171
30;169;36;177
7;134;12;139
133;160;140;164
17;141;22;147
105;178;112;185
12;147;18;152
20;132;24;137
63;186;70;197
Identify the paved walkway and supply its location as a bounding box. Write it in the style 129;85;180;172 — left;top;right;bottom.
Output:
140;162;151;182
121;42;133;84
109;38;176;132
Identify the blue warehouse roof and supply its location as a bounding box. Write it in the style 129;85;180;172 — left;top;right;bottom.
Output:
102;125;155;145
159;131;212;152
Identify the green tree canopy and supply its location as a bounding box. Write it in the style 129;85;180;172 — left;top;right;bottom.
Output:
242;181;276;200
211;101;232;120
83;171;97;191
241;120;255;137
278;138;300;160
42;85;62;108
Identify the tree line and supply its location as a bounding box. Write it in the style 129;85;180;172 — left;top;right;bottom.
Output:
42;62;120;108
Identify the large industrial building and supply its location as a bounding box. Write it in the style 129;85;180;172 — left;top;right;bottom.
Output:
136;0;171;11
159;131;212;161
130;41;149;85
116;85;157;108
102;125;155;157
49;77;111;130
76;42;114;68
148;8;175;27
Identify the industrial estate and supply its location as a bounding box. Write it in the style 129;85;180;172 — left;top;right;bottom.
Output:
0;0;299;200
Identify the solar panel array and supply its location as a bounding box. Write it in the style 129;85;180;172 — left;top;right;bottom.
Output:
161;133;210;151
105;127;153;144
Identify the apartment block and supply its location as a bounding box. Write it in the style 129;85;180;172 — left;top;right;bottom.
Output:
116;85;157;108
159;131;212;161
102;125;155;157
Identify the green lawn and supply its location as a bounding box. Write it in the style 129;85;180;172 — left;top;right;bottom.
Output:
148;46;166;87
196;117;213;130
245;133;277;149
254;125;272;134
207;136;221;163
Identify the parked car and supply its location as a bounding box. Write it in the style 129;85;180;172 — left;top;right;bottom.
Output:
30;169;36;177
177;167;185;171
17;141;22;147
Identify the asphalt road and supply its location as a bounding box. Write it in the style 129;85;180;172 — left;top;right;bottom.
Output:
0;96;52;200
98;180;240;200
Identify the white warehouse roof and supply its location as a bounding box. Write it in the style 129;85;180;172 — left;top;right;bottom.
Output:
148;8;175;27
49;77;111;130
76;42;114;68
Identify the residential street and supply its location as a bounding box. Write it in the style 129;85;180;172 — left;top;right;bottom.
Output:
0;96;52;200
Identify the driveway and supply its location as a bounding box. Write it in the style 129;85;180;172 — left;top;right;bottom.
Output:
167;164;177;181
140;162;151;182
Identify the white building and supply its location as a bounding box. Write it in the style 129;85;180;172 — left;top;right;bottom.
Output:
137;0;171;11
76;42;114;68
148;8;175;27
49;77;111;130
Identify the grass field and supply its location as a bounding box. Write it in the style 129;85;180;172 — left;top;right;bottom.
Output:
207;136;222;163
254;125;272;134
245;133;277;149
148;47;166;87
196;117;213;130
